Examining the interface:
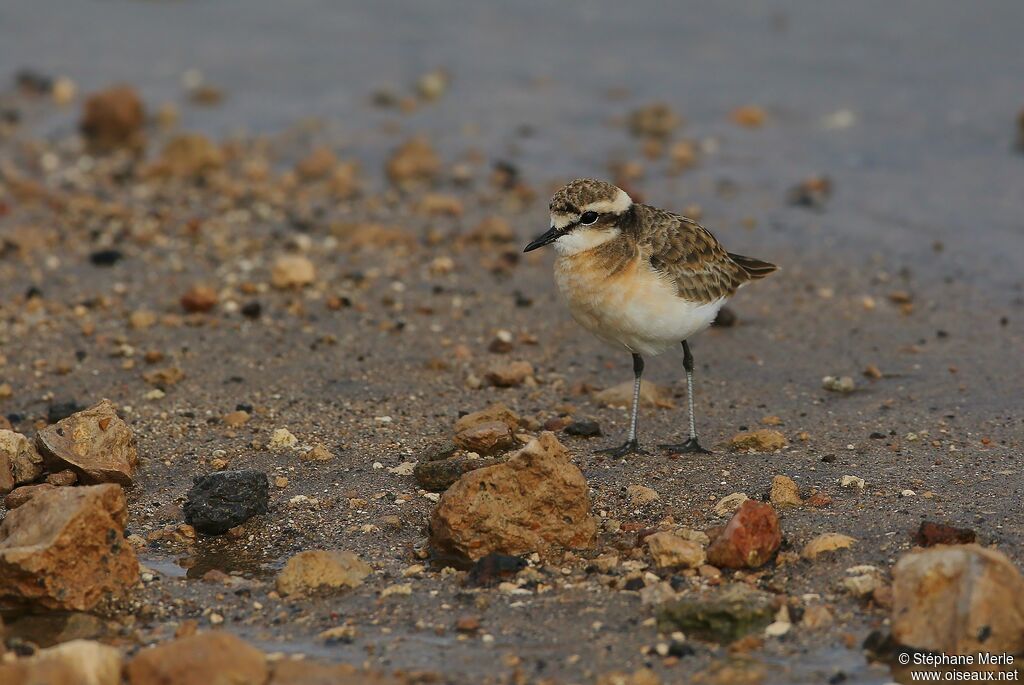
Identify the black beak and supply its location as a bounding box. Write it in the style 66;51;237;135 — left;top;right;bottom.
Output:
523;226;560;253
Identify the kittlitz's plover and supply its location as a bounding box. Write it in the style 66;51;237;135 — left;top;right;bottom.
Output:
524;178;776;456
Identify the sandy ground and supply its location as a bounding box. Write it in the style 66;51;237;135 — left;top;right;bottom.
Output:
1;2;1024;684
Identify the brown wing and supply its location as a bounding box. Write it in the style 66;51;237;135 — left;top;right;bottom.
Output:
640;207;752;304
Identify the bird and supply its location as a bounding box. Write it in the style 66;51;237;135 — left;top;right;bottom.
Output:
524;178;776;456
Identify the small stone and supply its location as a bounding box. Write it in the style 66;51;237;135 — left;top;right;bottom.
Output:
387;461;415;475
465;552;527;587
301;443;334;462
627;484;660;506
276;550;372;596
45;469;78;486
386;137;441;186
822;375;856;393
485;360;534;387
125;633;267;685
565;419;602;437
0;639;122;685
646;532;706;569
801;604;834;630
156;133;224;177
488;329;515;353
806;492;832;507
787;175;832;208
35;399;137;485
912;521;976;547
294;147;336;180
270;255;316;289
657;584;775;643
841;565;884;597
454;420;514;455
728;430;786;452
802;533;856;560
413;443;504;493
183;470;269;535
380;582;412;597
129;310;157;330
769;475;802;508
79;85;144;151
454;403;520;433
706;500;781;570
4;483;56;509
269;428;299;450
840;475;865;489
595;380;674;409
628;102;681;138
713;492;749;517
730;105;767;128
180;285;217;313
222;410;250;427
455;615;481;633
0;429;44;493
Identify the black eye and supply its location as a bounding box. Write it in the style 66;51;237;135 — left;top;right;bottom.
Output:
579;211;599;225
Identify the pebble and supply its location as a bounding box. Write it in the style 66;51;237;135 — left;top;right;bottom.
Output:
300;443;334;462
801;533;856;560
180;285;218;313
626;484;660;506
269;428;298;450
728;430;786;452
839;475;865;489
276;550;372;596
270;255;316;289
822;375;855;393
484;360;534;388
713;492;749;516
769;475;802;508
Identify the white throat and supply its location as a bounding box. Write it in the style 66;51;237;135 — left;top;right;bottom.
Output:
553;227;621;256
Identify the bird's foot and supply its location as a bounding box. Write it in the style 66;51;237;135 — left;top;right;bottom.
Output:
596;439;649;458
660;437;712;455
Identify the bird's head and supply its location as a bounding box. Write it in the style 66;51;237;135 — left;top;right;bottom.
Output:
524;178;633;255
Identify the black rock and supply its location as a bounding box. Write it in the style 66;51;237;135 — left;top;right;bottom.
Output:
89;249;124;266
240;301;262;319
184;470;269;535
565;419;602;438
465;552;527;587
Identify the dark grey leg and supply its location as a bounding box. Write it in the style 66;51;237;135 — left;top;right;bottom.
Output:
597;353;649;457
660;341;711;454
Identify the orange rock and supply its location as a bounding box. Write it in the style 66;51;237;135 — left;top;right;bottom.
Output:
180;285;218;313
892;544;1024;655
454;421;514;455
706;500;781;569
386;137;440;186
79;85;145;151
453;403;520;434
0;484;139;610
35;399;137;485
430;432;596;562
125;633;267;685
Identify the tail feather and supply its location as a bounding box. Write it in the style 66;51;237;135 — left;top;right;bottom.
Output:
729;253;778;280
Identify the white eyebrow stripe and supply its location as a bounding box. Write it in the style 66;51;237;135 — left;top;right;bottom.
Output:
551;212;577;229
580;188;632;215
